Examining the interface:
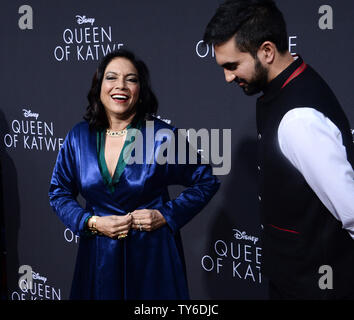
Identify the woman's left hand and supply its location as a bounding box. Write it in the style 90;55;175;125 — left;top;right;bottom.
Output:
131;209;166;232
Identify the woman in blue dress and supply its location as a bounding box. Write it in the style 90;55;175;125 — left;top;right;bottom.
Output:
49;49;220;299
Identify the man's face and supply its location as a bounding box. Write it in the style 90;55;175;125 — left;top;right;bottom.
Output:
214;37;269;96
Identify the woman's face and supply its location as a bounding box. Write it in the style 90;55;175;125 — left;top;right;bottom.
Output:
100;57;140;121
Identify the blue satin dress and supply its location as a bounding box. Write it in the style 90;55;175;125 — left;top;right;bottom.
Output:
49;118;220;300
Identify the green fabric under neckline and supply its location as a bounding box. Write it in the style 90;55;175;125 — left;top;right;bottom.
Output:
97;122;141;193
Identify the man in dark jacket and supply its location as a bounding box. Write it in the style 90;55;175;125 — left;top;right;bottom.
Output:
203;0;354;299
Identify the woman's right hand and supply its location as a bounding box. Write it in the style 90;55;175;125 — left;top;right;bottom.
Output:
91;214;132;239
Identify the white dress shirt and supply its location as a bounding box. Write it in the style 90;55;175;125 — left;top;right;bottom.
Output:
278;107;354;239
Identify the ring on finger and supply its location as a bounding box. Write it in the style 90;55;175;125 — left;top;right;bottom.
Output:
118;232;127;240
139;224;143;231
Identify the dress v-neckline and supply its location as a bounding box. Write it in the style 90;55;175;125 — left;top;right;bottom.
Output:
96;123;139;193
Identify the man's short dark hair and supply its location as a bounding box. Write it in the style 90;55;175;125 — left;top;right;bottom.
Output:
203;0;288;57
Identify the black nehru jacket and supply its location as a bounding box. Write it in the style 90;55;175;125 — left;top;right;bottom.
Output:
257;56;354;299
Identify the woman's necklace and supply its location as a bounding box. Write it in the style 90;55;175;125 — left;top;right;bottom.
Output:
106;128;128;137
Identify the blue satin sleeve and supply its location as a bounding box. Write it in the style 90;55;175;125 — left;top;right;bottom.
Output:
48;127;92;236
154;128;220;234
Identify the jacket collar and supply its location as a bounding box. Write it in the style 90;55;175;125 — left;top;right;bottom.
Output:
258;55;304;103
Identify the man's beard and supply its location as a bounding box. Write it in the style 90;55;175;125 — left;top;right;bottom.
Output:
236;57;268;96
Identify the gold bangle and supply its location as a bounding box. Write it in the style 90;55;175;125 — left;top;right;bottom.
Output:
88;216;99;234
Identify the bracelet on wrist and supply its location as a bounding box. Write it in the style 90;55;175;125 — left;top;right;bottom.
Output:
88;216;100;235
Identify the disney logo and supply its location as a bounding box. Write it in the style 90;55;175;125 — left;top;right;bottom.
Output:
76;15;95;26
31;271;47;283
233;229;259;245
23;109;39;120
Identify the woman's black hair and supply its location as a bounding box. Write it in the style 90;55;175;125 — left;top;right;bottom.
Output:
84;49;158;130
